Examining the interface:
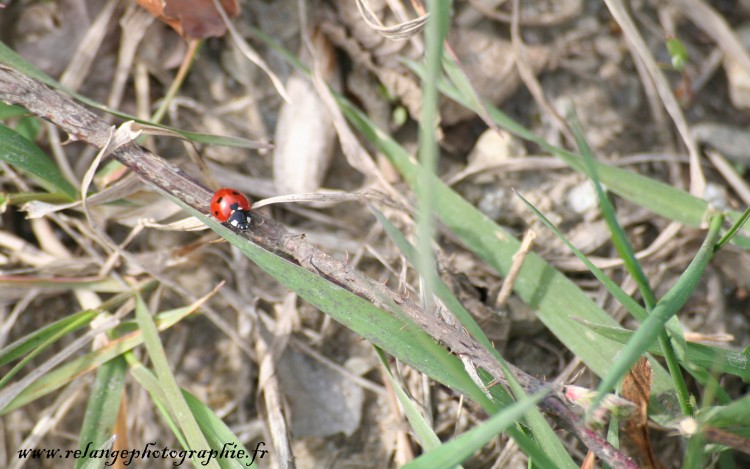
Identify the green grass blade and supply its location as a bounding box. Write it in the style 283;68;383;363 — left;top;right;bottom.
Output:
376;206;579;459
0;311;113;407
0;124;77;199
553;114;691;414
568;111;655;307
0;284;152;369
716;204;750;250
126;358;189;448
0;41;63;88
700;393;750;427
13;115;42;142
499;357;577;469
184;202;499;413
372;208;499;361
182;389;265;468
127;357;260;469
592;215;724;412
0;41;267;150
0;310;98;369
429;58;711;227
401;388;551;469
517;192;701;411
336;96;679;418
684;432;708;469
0;303;195;414
375;347;443;452
0;102;31;119
515;192;648;321
76;356;127;469
133;295;219;469
414;0;449;307
576;319;750;380
79;437;116;469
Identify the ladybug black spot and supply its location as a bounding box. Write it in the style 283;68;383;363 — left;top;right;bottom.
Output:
214;210;219;215
216;197;223;204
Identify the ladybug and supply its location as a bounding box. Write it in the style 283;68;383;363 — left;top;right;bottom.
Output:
210;188;252;231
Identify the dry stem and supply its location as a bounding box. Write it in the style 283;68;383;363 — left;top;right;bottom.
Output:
0;63;637;469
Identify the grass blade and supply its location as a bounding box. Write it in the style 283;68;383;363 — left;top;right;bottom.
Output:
0;124;77;199
187;204;499;412
372;208;499;361
76;357;127;469
500;359;577;469
560;113;691;415
592;215;724;412
575;319;750;380
0;310;99;370
375;206;579;461
402;388;550;469
127;358;261;468
0;41;267;150
515;192;647;320
133;295;219;469
337;96;680;420
701;394;750;427
568;110;655;306
716;204;750;250
414;0;449;307
182;389;265;468
375;347;443;451
0;303;196;414
428;57;750;250
79;436;116;469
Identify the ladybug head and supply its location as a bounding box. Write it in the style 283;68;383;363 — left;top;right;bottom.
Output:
227;209;251;231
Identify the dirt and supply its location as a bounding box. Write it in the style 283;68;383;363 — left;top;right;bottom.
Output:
1;0;750;467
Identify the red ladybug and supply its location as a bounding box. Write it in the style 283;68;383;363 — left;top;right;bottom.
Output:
210;188;252;231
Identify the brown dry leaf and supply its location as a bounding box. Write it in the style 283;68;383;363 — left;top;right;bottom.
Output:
273;31;340;195
621;357;662;469
113;396;129;468
581;450;596;469
136;0;239;39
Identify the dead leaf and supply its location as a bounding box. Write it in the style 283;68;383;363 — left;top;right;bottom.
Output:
581;450;596;469
113;396;129;469
621;357;662;469
136;0;239;39
273;32;340;195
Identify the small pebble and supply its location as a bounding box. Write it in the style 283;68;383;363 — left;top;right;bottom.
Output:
566;180;598;214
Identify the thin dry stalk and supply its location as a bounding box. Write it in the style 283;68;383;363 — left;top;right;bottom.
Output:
495;228;536;309
603;0;706;196
0;64;638;469
510;0;573;144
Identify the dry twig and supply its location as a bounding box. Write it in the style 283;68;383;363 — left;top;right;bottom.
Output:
0;64;638;469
